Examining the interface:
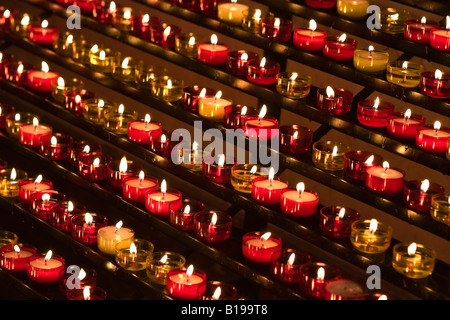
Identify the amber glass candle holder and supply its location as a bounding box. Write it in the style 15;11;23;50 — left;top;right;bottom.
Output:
115;238;154;271
350;219;392;254
0;230;18;248
176;144;204;172
104;108;138;135
6;112;38;140
11;12;32;38
392;243;436;279
312;141;350;171
386;60;424;88
112;56;141;82
82;98;115;125
380;8;410;34
89;47;117;73
169;199;206;231
151;76;184;102
241;9;273;34
146;251;186;285
52;77;84;105
402;180;445;214
270;248;311;284
135;65;168;90
276;72;311;99
72;40;93;65
231;164;269;194
175;33;206;59
279;125;313;155
52;32;81;57
111;7;134;31
319;206;360;239
0;104;14;129
430;193;450;226
0;168;28;197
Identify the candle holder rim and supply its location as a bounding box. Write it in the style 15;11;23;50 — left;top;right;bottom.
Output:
170;198;206;212
66;286;107;300
294;26;327;33
183;85;216;95
39;132;73;144
402;180;445;193
276;72;312;81
388;111;425;121
357;99;395;110
270;247;312;264
325;36;357;46
420;71;450;80
312;141;350;153
299;261;341;279
115;238;154;252
27;252;65;264
29;189;65;201
344;150;383;162
243;230;282;240
247;59;280;69
202;280;238;300
78;152;113;162
0;242;37;254
145;187;182;198
388;60;424;70
0;168;28;180
279;124;313;135
319;205;360;219
18;177;53;186
417;124;450;133
392;242;436;258
122;174;158;183
193;210;232;224
351;219;393;234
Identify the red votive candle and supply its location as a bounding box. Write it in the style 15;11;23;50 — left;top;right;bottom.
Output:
365;161;405;195
260;17;292;42
19;118;52;148
39;133;73;161
403;179;445;213
150;23;181;48
280;182;319;217
67;286;107;300
122;171;158;203
429;24;450;52
68;140;102;167
357;97;394;127
169;199;206;231
246;57;280;85
387;110;425;140
130;14;161;40
242;231;282;263
202;281;237;300
0;104;14;129
344;150;383;181
323;34;357;61
293;19;327;52
0;8;15;31
194;210;232;243
223;105;256;129
202;154;233;184
182;86;216;113
299;262;341;299
65;89;97;116
270;248;311;284
319;206;360;239
29;190;66;220
4;62;33;86
92;0;114;24
226;50;259;76
59;267;97;296
27;62;59;92
78;152;112;181
127;115;162;145
279;125;313;155
416;122;450;154
72;0;99;15
243;105;279;141
0;52;14;78
305;0;336;8
18;176;53;204
150;130;178;158
316;86;353;116
166;265;207;300
28;20;59;46
107;156;143;188
197;34;230;65
0;243;37;272
70;212;108;244
251;170;289;205
27;251;65;283
419;70;450;99
145;180;182;218
323;278;365;300
404;18;439;44
50;200;87;232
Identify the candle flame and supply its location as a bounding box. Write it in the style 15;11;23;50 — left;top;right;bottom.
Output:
212;287;221;300
259;57;266;68
139;170;145;183
119;156;128;173
373;97;380;110
161;179;167;193
287;253;295;266
186;264;194;277
57;77;65;87
258;104;267;119
91;44;98;53
129;242;137;255
383;161;389;171
420;179;430;193
296;182;305;194
35;174;43;184
144;114;151;124
83;145;90;153
326;86;334;98
98;100;105;108
109;1;116;12
14;245;20;253
260;232;271;242
369;219;378;235
309;19;317;31
211;212;218;226
51;136;57;145
41;61;49;73
218;154;225;167
211;34;218;45
241;106;247;116
15;113;20;121
268;167;274;182
215;90;222;100
99;50;106;61
68;201;74;212
142;14;149;23
41;20;48;28
188;36;196;46
85;212;93;225
167;79;172;89
407;242;417;256
83;287;91;300
250;165;257;174
404;109;412;121
274;18;280;28
124;9;131;20
290;72;298;81
199;88;207;98
44;250;52;262
115;220;123;232
118;104;125;115
160;254;168;264
231;0;237;3
33;117;39;128
161;134;167;143
184;205;190;213
420;16;426;24
446;16;450;30
364;155;374;165
241;52;248;61
293;131;298;139
163;26;171;36
66;34;73;44
338;208;346;219
193;141;198;151
338;33;346;42
317;267;325;281
17;64;23;74
378;295;388;300
78;268;86;280
368;45;374;53
332;145;338;156
121;57;129;69
253;9;261;20
434;120;441;131
93;158;100;166
10;168;16;181
435;69;442;80
21;15;30;26
390;13;399;21
3;9;10;18
75;95;82;103
448;196;450;205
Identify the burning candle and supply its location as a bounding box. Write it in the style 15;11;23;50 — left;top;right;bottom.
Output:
0;230;18;248
82;98;115;125
299;262;341;299
276;72;311;99
404;16;439;44
226;50;259;76
251;167;288;205
59;266;97;296
78;152;112;181
319;206;360;239
72;40;93;65
0;168;28;197
150;131;178;158
197;34;230;65
39;133;73;161
231;164;268;193
386;60;424;88
392;242;436;279
65;89;97;116
89;46;115;73
324;278;365;300
177;141;204;172
6;112;39;140
127;114;162;145
280;182;319;217
242;231;282;263
115;239;154;271
105;104;139;135
53;32;79;57
122;171;159;203
11;13;31;37
0;243;37;272
92;0;116;24
107;156;143;188
402;179;445;214
202;154;234;184
312;141;350;171
175;33;206;58
166;265;207;300
223;104;257;129
97;220;135;255
242;104;279;141
152;77;184;102
430;16;450;52
70;212;108;244
18;175;53;204
111;7;134;31
353;45;389;73
198;90;233;122
241;9;271;34
419;69;450;99
336;0;369;19
4;61;33;86
194;211;232;243
52;76;84;105
387;109;425;140
279;125;313;155
357;97;394;127
0;104;14;133
68;140;102;167
323;33;357;61
270;249;311;284
181;86;216;113
365;161;405;195
380;8;410;34
27;250;65;283
145;179;182;218
202;281;238;300
150;24;181;49
67;286;107;300
112;57;139;82
350;218;393;254
217;0;249;25
146;251;186;285
169;199;206;231
316;86;353;116
416;121;450;154
0;51;14;77
344;150;383;181
430;193;450;226
260;17;292;42
50;200;87;232
246;56;280;85
293;19;327;52
27;61;60;92
28;19;59;46
130;13;161;40
19;117;52;148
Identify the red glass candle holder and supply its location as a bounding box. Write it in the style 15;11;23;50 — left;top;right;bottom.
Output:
197;41;230;65
39;133;73;161
130;14;161;40
178;0;214;11
202;155;234;184
28;22;59;46
19;122;52;148
149;23;181;48
27;68;60;93
299;262;341;299
50;200;87;232
68;140;102;167
92;1;114;24
270;248;311;284
387;111;425;140
324;278;366;300
4;62;33;86
0;8;15;31
194;210;232;243
344;150;383;181
202;281;237;300
27;253;65;283
0;52;14;78
78;152;112;181
166;266;207;300
0;243;37;272
73;0;100;15
169;199;206;231
243;115;279;141
279;125;313;155
357;99;395;127
404;19;439;44
122;174;158;203
242;231;282;263
419;71;450;99
0;104;14;129
29;190;66;220
246;59;280;85
150;130;178;158
182;86;216;113
319;206;360;239
316;87;353;116
365;164;405;195
226;50;259;76
59;267;98;296
127;118;162;145
65;89;97;116
305;0;336;8
429;28;450;53
280;187;319;217
402;180;445;214
416;124;450;154
260;17;292;42
67;286;107;300
107;158;143;188
18;177;53;205
70;212;108;244
293;27;327;52
145;187;182;218
251;175;289;205
323;36;357;61
223;105;257;129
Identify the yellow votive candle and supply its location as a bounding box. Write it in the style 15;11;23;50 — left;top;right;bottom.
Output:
217;0;249;25
430;193;450;226
146;251;186;285
350;219;392;254
337;0;370;20
97;221;135;255
312;141;350;171
0;168;28;197
392;242;436;279
386;60;424;87
198;91;233;122
353;46;389;73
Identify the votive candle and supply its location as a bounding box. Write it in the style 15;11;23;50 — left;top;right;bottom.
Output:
392;242;436;279
350;219;393;254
